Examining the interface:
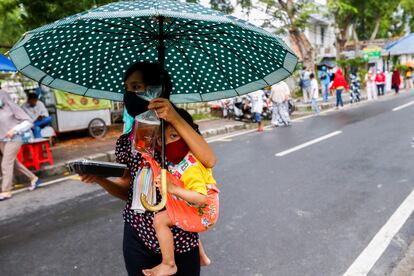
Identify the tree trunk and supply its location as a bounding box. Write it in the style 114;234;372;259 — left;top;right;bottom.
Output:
369;17;381;41
335;25;349;60
289;29;315;70
352;24;360;57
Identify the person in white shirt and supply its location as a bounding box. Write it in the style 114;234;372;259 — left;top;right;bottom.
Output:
22;93;52;138
310;73;320;114
249;90;265;132
269;81;291;127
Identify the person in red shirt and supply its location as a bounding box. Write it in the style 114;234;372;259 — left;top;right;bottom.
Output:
330;68;349;109
391;68;401;94
375;69;386;96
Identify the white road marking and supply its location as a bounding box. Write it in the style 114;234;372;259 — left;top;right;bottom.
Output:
343;188;414;276
392;100;414;111
275;131;342;157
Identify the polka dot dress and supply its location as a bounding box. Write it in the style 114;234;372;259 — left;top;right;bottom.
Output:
115;134;199;253
9;0;297;104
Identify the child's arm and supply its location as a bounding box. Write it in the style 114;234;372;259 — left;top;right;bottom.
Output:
169;182;208;206
154;175;208;206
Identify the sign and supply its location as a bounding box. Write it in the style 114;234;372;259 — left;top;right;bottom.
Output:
363;46;382;60
54;90;112;111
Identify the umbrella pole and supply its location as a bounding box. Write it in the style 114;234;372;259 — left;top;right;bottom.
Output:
140;16;168;212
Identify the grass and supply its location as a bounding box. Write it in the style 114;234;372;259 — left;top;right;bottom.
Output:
191;113;221;121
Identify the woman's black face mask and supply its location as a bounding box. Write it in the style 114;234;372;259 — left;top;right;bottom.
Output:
123;92;149;118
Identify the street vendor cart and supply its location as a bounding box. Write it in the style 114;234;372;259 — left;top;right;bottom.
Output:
43;89;112;138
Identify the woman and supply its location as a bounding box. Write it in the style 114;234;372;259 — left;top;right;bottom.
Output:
330;68;349;109
365;68;377;101
392;68;401;94
0;90;40;200
80;62;216;276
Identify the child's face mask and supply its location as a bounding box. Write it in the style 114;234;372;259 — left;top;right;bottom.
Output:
165;138;189;165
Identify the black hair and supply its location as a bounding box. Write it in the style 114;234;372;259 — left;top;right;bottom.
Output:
27;93;38;100
310;73;315;79
166;107;201;135
123;62;173;98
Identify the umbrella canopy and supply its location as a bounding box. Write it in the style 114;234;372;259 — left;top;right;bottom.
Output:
385;33;414;56
9;0;297;103
0;54;17;72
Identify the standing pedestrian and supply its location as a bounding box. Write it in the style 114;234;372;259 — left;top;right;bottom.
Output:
375;69;386;96
249;90;265;132
318;66;330;102
391;68;401;94
310;73;320;114
0;90;40;200
406;68;413;89
269;81;291;127
365;68;377;100
330;68;349;109
80;62;216;276
300;66;311;104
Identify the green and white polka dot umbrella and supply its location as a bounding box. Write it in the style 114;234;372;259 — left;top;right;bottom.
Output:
9;0;298;103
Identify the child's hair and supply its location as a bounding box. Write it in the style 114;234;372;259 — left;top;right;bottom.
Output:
310;73;315;79
167;107;201;135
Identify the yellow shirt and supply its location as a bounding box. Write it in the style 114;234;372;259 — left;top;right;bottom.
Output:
169;153;216;196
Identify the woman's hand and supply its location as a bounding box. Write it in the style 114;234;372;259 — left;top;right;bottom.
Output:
154;175;176;194
5;129;15;139
79;174;102;184
148;98;179;124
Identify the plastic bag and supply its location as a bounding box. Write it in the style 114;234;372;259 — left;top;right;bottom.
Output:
132;110;160;155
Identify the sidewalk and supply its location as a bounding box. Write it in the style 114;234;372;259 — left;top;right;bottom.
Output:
10;118;255;189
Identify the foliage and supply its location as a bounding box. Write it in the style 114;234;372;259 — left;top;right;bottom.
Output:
260;0;318;35
209;0;234;14
0;0;25;52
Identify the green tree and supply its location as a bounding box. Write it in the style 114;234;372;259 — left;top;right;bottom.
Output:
0;1;25;52
259;0;318;69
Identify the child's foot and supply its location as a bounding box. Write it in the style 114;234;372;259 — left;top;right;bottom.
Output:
142;263;177;276
200;254;211;266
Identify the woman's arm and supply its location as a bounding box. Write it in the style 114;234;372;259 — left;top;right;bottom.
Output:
80;170;131;201
148;98;216;168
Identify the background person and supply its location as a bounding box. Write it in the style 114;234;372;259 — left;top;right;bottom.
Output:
406;68;413;89
269;81;291;127
310;73;320;114
330;68;349;109
22;93;52;138
375;69;386;96
300;66;311;103
365;68;377;101
249;90;265;132
318;66;330;102
392;68;401;94
0;90;40;200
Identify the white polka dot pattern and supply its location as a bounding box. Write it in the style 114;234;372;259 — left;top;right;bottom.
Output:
115;134;198;254
9;0;298;103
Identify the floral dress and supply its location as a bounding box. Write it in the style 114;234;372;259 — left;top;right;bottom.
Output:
115;134;198;254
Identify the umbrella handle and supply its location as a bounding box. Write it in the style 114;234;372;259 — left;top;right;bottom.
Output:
140;169;167;212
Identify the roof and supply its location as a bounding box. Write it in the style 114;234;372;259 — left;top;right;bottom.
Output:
385;33;414;56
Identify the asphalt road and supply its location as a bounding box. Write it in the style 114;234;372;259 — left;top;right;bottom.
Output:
1;91;414;276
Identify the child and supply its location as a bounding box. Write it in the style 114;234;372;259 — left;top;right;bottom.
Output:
142;108;219;276
310;73;320;114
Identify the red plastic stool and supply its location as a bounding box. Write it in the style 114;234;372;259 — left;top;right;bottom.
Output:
17;138;54;170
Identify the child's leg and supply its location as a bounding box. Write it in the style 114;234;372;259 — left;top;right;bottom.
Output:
142;211;177;276
198;239;211;266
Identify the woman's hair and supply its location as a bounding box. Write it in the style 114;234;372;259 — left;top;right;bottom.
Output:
123;62;173;97
167;107;201;135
